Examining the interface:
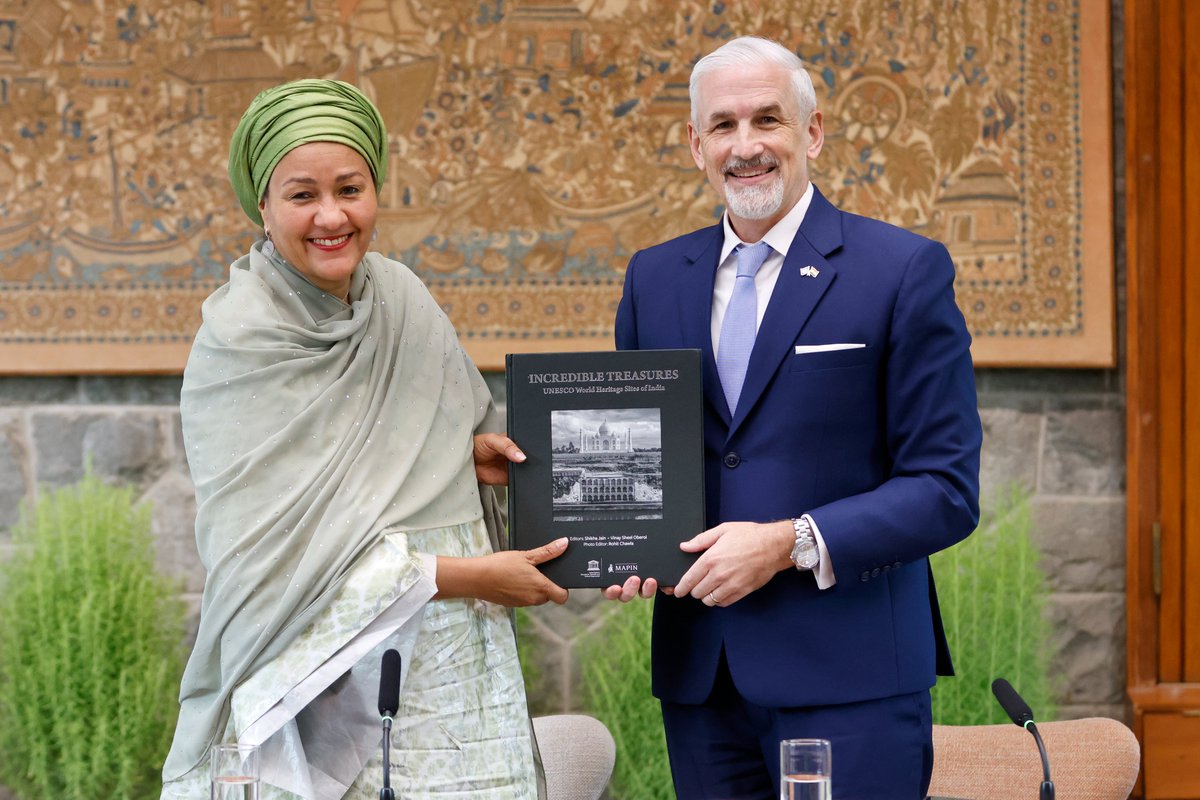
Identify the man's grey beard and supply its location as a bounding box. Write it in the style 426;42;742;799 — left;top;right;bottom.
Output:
722;156;785;220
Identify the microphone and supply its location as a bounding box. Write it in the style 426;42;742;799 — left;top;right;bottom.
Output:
377;649;402;800
378;648;401;718
992;677;1034;726
991;678;1054;800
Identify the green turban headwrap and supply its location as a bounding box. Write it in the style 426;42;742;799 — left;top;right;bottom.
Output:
228;79;388;226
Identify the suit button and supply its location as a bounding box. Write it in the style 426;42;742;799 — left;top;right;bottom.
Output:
893;561;902;569
723;452;741;468
871;568;881;577
860;572;870;582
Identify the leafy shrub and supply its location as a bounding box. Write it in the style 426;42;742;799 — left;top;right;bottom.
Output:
579;600;672;800
513;606;554;717
930;485;1058;725
0;471;187;799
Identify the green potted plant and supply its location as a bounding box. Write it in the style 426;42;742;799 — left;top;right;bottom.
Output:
0;471;187;799
579;600;672;800
931;485;1058;725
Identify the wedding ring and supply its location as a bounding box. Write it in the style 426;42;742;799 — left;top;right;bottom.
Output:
708;592;719;606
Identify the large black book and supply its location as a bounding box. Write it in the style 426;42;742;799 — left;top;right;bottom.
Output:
505;349;704;588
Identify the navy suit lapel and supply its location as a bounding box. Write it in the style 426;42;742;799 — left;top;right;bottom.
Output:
678;226;731;426
730;189;844;436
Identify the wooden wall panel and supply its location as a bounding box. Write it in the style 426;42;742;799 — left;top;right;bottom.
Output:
1183;0;1200;683
1126;0;1200;793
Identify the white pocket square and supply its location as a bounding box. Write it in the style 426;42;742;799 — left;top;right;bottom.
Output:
794;343;867;354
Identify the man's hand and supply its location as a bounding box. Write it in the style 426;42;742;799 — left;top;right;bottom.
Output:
602;575;661;602
673;520;794;607
473;433;525;485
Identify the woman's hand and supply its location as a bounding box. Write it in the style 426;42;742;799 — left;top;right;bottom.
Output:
435;537;570;607
473;433;525;485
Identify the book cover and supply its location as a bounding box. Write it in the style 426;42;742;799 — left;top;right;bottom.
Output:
505;349;704;588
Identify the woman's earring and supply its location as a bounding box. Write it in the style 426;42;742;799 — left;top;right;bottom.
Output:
262;228;275;258
371;228;378;242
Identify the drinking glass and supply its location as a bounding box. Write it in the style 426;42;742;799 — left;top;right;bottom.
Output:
210;743;260;800
780;738;831;800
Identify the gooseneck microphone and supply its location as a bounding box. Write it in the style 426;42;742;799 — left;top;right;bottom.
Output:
991;678;1054;800
992;677;1035;726
378;649;402;800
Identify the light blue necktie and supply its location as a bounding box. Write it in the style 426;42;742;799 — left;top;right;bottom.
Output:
717;241;772;414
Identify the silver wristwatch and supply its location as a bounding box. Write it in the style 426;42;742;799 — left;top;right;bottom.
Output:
790;517;820;570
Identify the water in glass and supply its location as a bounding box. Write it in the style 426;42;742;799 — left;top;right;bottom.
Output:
211;775;259;800
781;772;831;800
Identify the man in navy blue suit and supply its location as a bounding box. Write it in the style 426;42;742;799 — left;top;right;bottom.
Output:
605;36;982;798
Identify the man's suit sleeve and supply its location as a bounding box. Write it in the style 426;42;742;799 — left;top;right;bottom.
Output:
809;238;981;581
614;251;640;351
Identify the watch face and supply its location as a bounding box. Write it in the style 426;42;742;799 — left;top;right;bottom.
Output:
792;540;819;570
794;549;819;569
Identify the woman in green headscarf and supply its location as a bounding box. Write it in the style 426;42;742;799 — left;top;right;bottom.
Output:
162;79;565;800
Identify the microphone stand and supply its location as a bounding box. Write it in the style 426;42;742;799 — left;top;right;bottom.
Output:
1024;721;1055;800
991;678;1055;800
377;648;401;800
379;713;395;800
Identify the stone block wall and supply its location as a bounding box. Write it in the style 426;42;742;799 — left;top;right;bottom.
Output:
0;367;1126;726
0;378;207;642
975;369;1126;722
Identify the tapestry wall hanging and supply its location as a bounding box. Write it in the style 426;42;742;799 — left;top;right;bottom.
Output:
0;0;1113;372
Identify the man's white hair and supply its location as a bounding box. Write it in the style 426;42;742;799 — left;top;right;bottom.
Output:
689;36;818;126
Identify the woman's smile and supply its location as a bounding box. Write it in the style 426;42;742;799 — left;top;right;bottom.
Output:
310;233;352;249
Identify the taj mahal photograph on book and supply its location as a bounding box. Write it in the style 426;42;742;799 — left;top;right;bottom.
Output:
550;409;664;522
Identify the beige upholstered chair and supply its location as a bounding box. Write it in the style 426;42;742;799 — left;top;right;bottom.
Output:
928;717;1140;800
533;714;616;800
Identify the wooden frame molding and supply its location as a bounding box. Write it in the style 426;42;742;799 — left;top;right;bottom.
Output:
1125;0;1200;795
